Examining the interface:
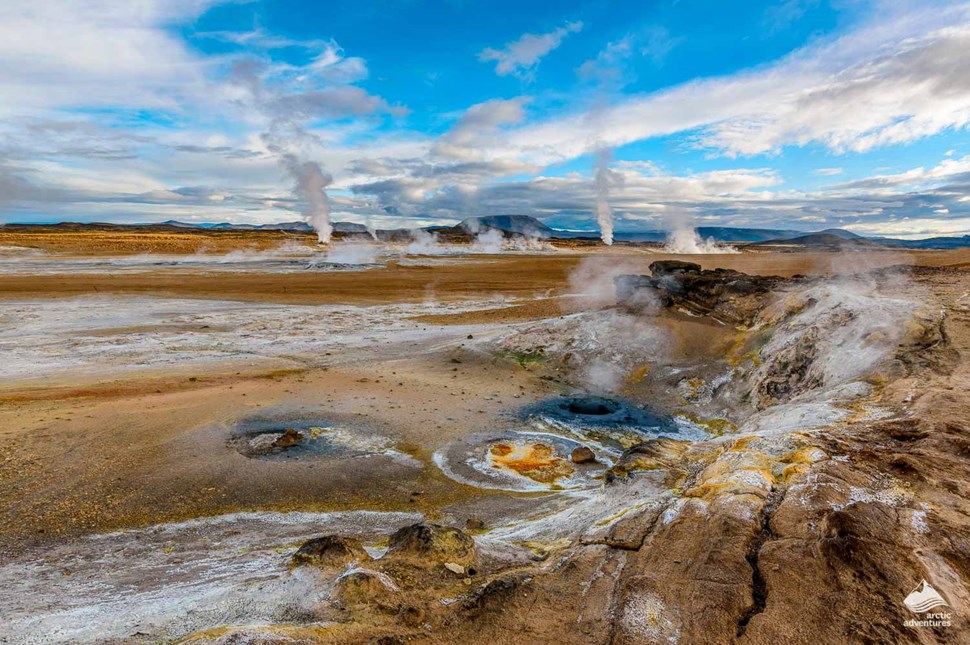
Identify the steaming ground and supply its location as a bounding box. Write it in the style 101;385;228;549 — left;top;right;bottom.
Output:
3;238;970;643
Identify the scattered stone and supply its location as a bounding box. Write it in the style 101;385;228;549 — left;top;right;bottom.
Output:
443;562;465;575
398;605;425;628
571;446;597;464
292;535;370;568
273;428;303;449
386;523;477;565
465;517;486;531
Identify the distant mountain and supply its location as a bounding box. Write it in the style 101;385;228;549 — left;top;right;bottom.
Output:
457;215;554;238
159;220;313;232
159;220;201;228
816;228;863;239
268;221;313;232
609;227;813;243
332;222;370;234
872;234;970;249
10;219;970;249
208;222;258;230
756;233;883;248
696;227;805;242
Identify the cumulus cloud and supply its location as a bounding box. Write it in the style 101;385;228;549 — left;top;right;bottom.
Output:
345;149;970;238
479;21;583;80
432;97;529;160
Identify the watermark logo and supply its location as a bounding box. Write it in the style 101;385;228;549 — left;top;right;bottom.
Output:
904;580;948;613
903;580;951;629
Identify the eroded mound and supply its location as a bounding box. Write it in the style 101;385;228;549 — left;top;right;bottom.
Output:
615;260;797;325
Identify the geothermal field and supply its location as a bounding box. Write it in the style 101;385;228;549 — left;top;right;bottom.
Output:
0;224;968;644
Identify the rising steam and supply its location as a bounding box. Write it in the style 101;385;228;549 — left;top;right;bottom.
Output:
232;62;335;244
260;116;333;244
661;207;737;254
594;149;617;246
275;150;333;243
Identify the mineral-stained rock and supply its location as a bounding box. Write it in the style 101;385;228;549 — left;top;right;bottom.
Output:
570;446;596;464
292;535;371;568
459;571;532;616
333;569;398;607
465;517;486;531
756;327;821;407
274;428;303;448
608;437;693;480
385;523;477;566
615;261;793;325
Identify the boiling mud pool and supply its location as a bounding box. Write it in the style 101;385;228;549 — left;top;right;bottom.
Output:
433;395;709;492
227;410;420;467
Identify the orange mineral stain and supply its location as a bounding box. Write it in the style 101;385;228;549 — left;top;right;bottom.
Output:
489;442;575;484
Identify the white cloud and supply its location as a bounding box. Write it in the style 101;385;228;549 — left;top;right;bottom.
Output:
827;155;970;193
764;0;821;32
479;21;583;81
814;167;844;176
432;98;529;160
464;4;970;164
577;26;678;88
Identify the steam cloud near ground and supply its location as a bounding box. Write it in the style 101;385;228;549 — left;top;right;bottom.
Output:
594;149;619;246
661;207;738;254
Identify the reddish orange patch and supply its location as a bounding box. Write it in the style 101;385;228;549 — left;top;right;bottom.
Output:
489;442;575;484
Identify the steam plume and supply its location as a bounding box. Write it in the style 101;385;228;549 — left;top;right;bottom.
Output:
233;62;335;244
276;151;333;243
594;149;616;246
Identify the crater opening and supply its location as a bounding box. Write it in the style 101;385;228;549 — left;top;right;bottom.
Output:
567;399;616;416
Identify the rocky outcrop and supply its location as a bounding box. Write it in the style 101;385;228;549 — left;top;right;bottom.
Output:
615;261;793;325
292;535;371;569
385;522;478;566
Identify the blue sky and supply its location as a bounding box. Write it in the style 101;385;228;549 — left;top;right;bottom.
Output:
1;0;969;238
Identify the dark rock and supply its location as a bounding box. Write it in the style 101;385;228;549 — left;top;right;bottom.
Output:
650;260;702;276
460;572;532;616
756;327;821;407
292;535;370;568
615;262;794;325
398;604;426;627
609;438;691;480
570;446;597;464
465;517;486;531
386;523;477;565
273;428;303;449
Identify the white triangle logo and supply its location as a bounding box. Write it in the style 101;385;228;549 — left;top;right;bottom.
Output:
904;580;948;613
